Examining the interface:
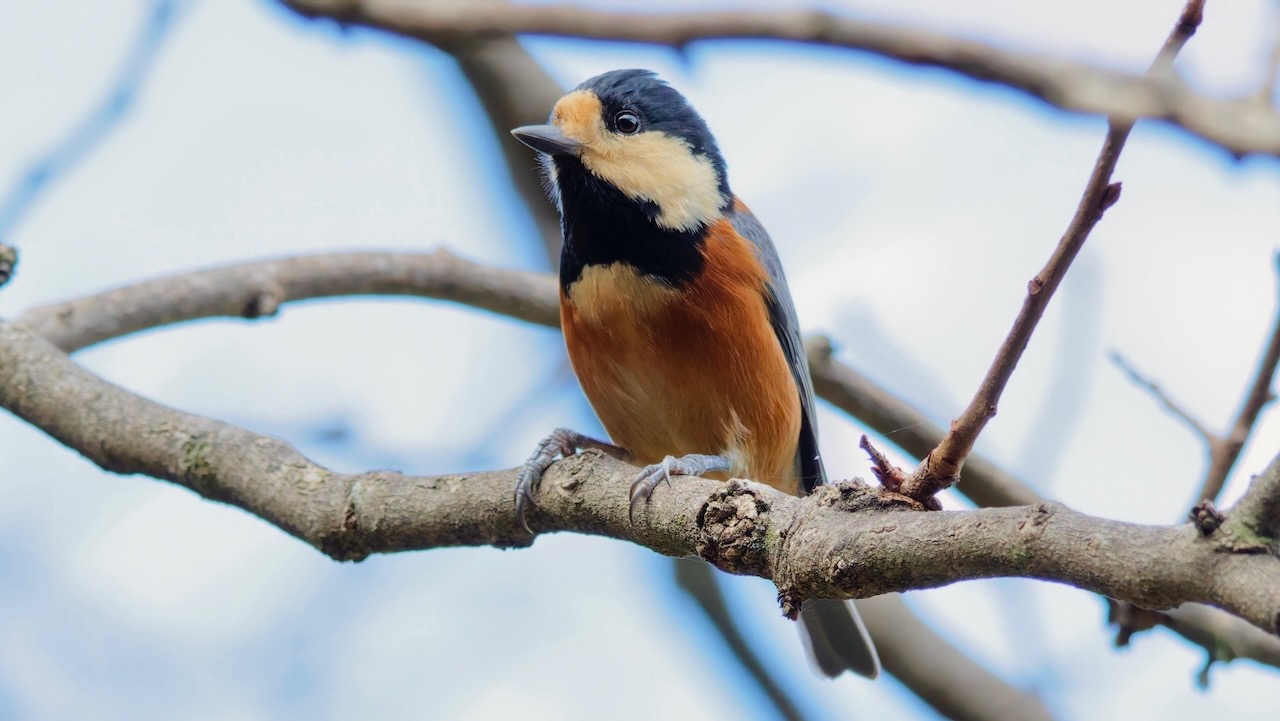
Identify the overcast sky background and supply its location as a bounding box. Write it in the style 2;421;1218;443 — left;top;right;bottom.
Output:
2;0;1279;719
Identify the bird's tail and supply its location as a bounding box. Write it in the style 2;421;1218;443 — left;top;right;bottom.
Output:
797;599;881;679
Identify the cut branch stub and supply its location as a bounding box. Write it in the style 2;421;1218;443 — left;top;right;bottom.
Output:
695;479;772;576
0;244;15;288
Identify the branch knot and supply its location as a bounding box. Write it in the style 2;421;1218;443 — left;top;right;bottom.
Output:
696;479;771;576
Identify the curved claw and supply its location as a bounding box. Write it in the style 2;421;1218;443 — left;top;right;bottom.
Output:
628;475;654;524
627;453;731;524
514;473;538;535
515;428;621;534
514;432;573;534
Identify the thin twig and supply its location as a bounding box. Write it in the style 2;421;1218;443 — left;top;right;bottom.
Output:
1196;252;1280;505
1107;350;1213;442
1110;253;1280;509
280;0;1280;158
892;0;1206;506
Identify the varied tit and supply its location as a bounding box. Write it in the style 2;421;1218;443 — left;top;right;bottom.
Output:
510;69;879;680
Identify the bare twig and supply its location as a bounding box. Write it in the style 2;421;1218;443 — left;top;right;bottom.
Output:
886;0;1204;506
1110;254;1280;509
1198;254;1280;505
1106;260;1280;682
2;319;1279;634
279;1;1280;159
859;435;906;494
806;334;1280;675
1107;351;1213;442
805;336;1039;509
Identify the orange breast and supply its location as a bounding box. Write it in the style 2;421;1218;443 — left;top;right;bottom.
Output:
560;219;803;495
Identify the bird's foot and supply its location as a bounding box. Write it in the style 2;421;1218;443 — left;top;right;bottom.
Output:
515;428;628;534
628;453;731;522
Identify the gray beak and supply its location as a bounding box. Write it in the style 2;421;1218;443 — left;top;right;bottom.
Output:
510;124;582;156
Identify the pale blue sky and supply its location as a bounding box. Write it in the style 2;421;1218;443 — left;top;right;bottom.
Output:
1;1;1279;719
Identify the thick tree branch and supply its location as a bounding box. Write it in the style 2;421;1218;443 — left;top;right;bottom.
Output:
279;1;1280;159
15;250;1033;518
2;319;1278;635
13;248;1280;675
880;0;1203;506
18;249;559;353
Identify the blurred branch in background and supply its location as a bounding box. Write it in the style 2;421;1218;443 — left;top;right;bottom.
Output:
673;560;808;721
0;0;190;245
678;560;1054;721
856;595;1052;721
444;35;566;265
1107;251;1280;684
15;248;1280;681
1111;253;1280;510
280;0;1280;159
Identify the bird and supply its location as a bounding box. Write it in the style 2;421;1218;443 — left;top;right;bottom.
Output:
509;68;880;680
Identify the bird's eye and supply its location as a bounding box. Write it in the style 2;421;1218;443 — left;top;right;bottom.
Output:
614;111;640;134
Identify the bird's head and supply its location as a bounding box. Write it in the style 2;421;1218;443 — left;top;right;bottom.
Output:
511;69;732;233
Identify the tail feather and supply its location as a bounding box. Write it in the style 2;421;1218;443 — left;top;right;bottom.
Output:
797;599;880;679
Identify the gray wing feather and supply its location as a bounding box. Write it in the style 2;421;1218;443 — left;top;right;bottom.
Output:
729;202;880;679
728;202;826;492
